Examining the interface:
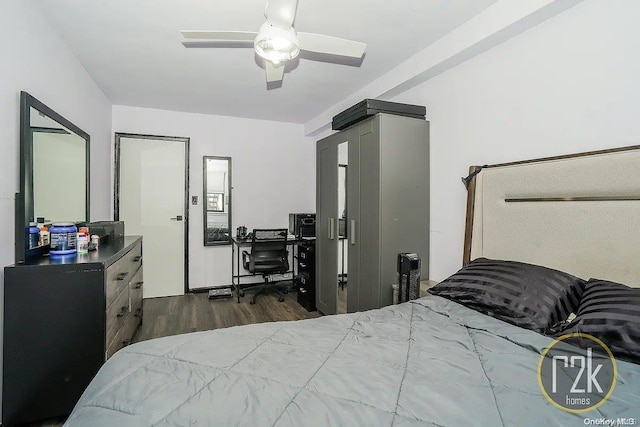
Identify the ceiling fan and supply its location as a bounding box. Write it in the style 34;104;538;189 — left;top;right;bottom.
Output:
181;0;366;86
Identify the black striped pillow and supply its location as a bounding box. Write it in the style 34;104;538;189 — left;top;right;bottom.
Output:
429;258;585;333
553;279;640;364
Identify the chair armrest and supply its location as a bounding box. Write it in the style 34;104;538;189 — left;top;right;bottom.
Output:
242;250;254;272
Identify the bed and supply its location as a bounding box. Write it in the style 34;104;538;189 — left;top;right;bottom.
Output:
66;146;640;426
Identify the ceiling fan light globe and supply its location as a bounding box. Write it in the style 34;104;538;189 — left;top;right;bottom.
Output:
256;38;300;63
254;23;299;64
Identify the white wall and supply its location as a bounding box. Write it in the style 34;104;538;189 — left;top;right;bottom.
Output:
0;0;112;420
387;0;640;280
112;106;315;289
0;0;112;266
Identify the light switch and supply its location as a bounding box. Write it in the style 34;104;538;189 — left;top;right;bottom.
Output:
191;196;198;205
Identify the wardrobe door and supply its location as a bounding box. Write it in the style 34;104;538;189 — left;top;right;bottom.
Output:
353;117;382;311
316;136;339;315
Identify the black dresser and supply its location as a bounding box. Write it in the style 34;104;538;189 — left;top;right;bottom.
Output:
295;241;316;311
2;236;143;425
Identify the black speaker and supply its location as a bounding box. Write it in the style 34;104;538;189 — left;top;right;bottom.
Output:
397;253;421;303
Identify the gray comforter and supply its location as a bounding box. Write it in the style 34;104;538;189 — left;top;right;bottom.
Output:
66;296;640;426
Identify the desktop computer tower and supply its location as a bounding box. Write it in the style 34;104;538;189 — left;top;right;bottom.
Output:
397;253;421;303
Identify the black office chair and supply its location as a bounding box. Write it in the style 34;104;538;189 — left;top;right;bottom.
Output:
242;229;290;304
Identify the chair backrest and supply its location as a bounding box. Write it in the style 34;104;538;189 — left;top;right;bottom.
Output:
249;229;289;273
251;229;288;249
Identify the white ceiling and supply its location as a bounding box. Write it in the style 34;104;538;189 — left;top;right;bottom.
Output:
35;0;497;123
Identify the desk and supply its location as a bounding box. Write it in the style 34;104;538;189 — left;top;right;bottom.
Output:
231;236;315;303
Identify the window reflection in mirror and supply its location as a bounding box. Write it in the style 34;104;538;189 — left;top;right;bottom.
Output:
203;156;231;245
31;107;87;223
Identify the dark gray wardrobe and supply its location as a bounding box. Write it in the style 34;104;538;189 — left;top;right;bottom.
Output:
316;113;430;315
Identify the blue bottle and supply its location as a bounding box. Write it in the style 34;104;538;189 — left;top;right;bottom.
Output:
49;223;78;255
28;222;40;249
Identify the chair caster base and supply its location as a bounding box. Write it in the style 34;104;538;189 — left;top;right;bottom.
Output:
278;296;285;302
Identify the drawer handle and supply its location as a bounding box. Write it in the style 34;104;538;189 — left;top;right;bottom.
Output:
116;306;127;317
122;339;131;346
116;272;128;281
134;307;143;317
133;256;142;262
133;281;143;289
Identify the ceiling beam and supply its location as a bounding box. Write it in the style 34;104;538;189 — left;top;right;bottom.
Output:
304;0;584;137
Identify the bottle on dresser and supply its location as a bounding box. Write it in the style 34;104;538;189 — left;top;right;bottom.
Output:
77;226;89;254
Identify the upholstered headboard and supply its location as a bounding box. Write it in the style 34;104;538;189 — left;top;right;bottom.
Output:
463;145;640;288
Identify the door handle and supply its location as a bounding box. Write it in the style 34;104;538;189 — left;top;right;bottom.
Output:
170;215;183;221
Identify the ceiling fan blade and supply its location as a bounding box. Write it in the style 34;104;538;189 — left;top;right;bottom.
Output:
182;40;254;49
181;30;257;41
264;0;298;29
298;32;366;59
265;61;285;83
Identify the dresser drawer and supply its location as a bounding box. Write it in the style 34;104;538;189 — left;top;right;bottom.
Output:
105;242;143;308
124;241;143;269
106;314;139;359
105;285;130;347
129;266;143;321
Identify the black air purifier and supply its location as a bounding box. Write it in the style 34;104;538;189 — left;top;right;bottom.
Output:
397;253;421;303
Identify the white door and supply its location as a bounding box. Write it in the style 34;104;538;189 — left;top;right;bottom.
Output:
117;134;188;298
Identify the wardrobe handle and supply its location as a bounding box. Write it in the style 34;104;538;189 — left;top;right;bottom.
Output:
116;306;127;317
116;272;128;281
328;218;335;240
350;220;356;245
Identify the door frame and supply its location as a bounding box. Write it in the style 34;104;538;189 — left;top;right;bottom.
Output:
114;132;191;294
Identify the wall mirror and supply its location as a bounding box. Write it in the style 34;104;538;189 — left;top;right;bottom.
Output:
203;156;231;245
337;142;348;314
16;92;90;262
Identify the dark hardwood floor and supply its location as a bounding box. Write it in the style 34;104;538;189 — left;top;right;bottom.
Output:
133;287;320;342
338;285;347;314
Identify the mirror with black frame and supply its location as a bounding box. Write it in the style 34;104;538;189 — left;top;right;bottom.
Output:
203;156;231;245
16;92;90;262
